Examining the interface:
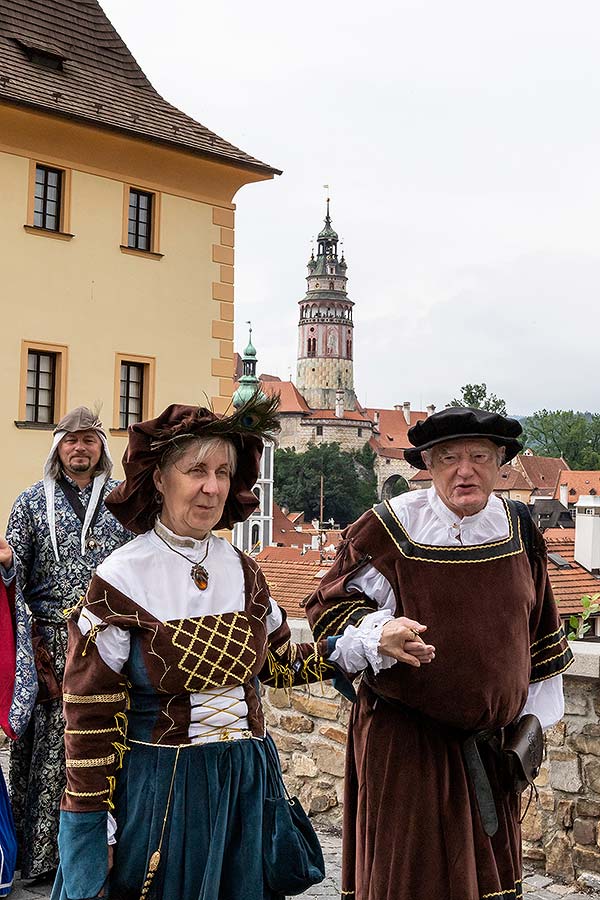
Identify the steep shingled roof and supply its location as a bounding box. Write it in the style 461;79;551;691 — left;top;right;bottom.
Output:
0;0;279;174
516;455;569;494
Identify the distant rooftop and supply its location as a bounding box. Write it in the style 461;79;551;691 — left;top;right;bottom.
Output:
0;0;280;175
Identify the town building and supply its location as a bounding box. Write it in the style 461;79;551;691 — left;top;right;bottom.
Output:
555;471;600;510
0;0;278;524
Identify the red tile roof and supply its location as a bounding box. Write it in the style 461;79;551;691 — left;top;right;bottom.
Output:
260;380;310;414
554;471;600;504
410;470;432;482
257;558;333;619
494;466;531;491
544;536;600;616
0;0;279;174
516;455;569;493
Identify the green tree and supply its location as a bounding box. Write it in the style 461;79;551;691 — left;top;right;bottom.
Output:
447;383;507;415
521;410;600;469
274;442;378;527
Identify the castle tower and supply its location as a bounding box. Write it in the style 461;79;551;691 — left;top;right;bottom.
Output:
296;200;357;410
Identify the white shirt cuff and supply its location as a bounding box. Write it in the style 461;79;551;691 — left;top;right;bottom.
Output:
107;811;117;845
330;609;396;675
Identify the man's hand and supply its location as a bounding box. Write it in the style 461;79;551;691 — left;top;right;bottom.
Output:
379;617;435;668
0;537;13;570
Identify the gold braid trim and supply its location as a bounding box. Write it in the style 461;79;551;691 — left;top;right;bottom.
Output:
63;691;128;704
67;754;116;769
265;650;295;688
66;788;109;798
65;726;119;735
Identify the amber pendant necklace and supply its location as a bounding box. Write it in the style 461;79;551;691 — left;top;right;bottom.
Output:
153;529;211;591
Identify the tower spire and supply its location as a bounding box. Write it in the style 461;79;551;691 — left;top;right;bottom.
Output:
296;199;357;411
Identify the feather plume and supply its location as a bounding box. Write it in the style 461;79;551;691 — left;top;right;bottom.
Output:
150;391;280;451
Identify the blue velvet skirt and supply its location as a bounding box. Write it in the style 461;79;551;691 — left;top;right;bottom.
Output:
0;769;16;898
52;737;284;900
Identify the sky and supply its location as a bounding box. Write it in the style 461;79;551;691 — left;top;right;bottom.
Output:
101;0;600;416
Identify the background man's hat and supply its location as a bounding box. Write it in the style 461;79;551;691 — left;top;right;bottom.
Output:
404;407;523;470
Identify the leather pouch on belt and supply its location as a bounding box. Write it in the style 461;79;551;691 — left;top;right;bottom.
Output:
503;713;543;793
32;624;62;704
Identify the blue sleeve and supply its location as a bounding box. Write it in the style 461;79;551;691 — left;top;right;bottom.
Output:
56;810;110;900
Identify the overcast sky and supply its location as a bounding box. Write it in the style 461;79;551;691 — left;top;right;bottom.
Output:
101;0;600;416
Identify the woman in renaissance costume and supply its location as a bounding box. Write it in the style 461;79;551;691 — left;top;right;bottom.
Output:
50;397;343;900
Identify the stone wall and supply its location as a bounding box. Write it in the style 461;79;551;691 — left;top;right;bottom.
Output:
266;629;600;888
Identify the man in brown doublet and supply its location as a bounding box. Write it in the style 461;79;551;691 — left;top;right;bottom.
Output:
305;408;573;900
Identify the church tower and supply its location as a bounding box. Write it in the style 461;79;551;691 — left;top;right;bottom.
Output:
296;200;357;411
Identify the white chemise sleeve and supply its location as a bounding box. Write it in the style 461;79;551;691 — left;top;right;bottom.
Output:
328;564;398;675
521;674;565;730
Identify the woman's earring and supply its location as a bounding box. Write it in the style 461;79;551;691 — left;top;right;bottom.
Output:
154;490;163;506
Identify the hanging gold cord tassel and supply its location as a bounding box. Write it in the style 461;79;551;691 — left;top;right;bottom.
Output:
139;747;181;900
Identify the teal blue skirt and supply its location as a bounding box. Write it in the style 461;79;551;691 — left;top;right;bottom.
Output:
52;737;284;900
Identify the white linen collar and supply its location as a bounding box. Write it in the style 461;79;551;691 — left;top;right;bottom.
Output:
153;517;211;554
426;485;504;531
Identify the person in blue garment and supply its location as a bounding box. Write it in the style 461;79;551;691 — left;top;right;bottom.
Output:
1;407;131;882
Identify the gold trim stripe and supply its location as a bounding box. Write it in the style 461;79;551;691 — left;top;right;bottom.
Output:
530;625;563;651
66;788;109;798
65;726;119;735
374;507;523;565
67;754;116;769
64;691;128;704
383;497;516;552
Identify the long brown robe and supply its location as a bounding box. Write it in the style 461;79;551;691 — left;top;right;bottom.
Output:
305;498;573;900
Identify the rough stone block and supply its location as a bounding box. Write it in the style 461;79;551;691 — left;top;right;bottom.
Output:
272;732;307;753
291;694;340;721
314;745;346;778
577;798;600;818
548;749;582;793
573;817;596;845
583;758;600;794
570;732;600;757
522;841;546;862
573;846;600;875
557;799;575;829
291;752;318;778
539;789;556;811
264;707;279;728
319;725;347;745
545;832;575;881
546;722;566;747
577;871;600;892
267;688;292;710
280;713;314;734
535;765;550;788
522;804;544;842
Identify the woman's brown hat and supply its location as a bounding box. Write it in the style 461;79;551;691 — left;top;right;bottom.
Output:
105;395;280;534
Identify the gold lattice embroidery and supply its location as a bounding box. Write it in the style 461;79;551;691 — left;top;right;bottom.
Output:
67;754;116;768
63;691;128;704
165;614;256;690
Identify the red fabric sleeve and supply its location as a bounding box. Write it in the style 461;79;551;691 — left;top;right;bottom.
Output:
0;580;17;739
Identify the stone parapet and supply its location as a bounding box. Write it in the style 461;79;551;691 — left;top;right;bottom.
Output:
266;633;600;890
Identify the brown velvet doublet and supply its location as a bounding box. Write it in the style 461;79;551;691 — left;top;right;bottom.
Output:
305;499;573;900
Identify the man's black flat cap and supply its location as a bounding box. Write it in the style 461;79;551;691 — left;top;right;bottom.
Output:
404;407;523;470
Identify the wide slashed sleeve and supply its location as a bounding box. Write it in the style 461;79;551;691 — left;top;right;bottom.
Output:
258;599;339;688
304;519;382;646
58;583;131;900
527;523;574;684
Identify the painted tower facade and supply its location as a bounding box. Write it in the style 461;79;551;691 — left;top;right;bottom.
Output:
232;328;273;554
296;201;357;411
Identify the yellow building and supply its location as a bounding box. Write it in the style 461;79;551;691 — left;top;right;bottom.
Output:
0;0;278;525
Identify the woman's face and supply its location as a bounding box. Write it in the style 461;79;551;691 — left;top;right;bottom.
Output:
153;442;232;540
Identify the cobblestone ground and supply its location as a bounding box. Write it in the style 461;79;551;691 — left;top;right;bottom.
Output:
3;748;600;900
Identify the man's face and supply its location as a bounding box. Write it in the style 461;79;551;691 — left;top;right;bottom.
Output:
426;438;501;518
57;429;103;479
